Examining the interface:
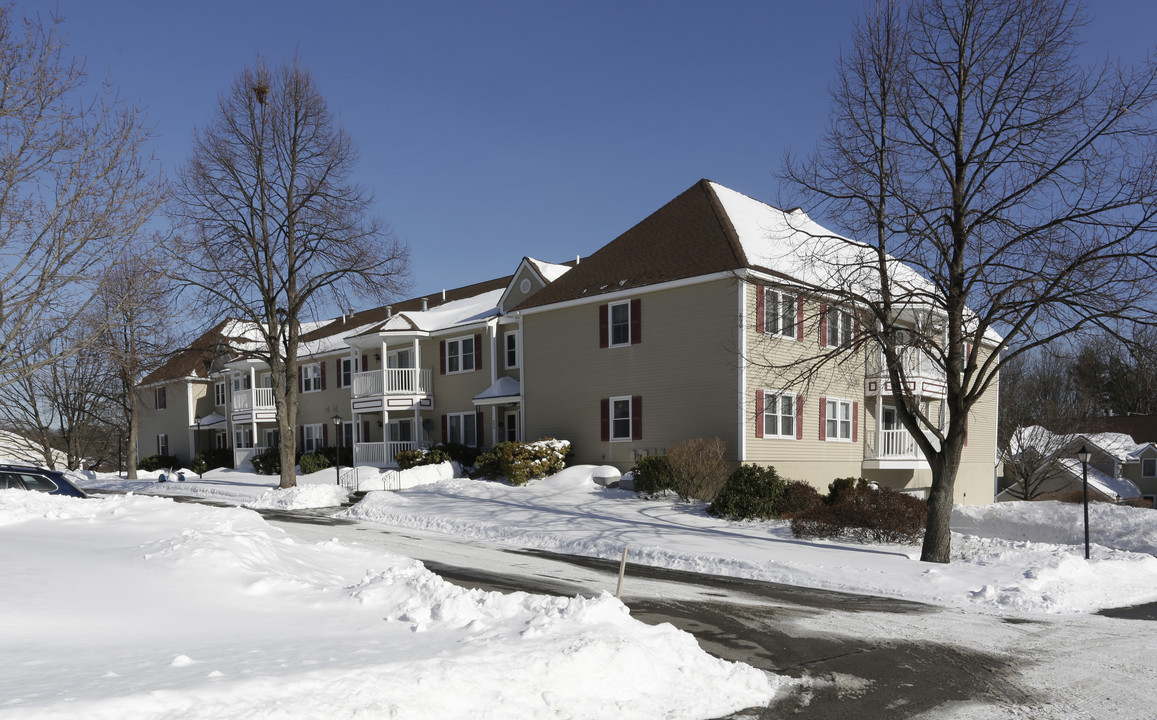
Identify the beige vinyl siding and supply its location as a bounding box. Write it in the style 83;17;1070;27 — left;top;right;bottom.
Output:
295;355;353;446
137;380;208;463
523;278;739;470
954;365;999;504
744;283;864;486
431;331;494;447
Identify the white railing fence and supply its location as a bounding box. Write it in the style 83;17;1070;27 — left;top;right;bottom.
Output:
351;368;432;398
865;429;920;459
232;388;275;411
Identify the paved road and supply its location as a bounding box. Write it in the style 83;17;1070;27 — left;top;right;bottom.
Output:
262;510;1046;718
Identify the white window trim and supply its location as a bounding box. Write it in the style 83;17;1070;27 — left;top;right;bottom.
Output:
827;307;854;350
610;395;633;442
764;288;797;340
826;397;854;441
762;389;797;439
214;381;226;407
302;423;324;452
339;357;354;388
446;411;478;447
155;387;166;409
446;336;476;375
157;433;168;456
504;330;519;369
302;363;322;393
608;301;632;348
1143;457;1157;478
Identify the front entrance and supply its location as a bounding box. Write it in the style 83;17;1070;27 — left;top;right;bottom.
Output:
504;410;519;443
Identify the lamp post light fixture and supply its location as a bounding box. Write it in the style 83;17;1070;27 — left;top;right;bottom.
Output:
332;414;343;486
1076;445;1092;560
194;415;202;478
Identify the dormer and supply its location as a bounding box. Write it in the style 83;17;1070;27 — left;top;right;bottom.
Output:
499;257;574;314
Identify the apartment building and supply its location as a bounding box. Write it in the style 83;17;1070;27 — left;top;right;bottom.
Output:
138;180;999;504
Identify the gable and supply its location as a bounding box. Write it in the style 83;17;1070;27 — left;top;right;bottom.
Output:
499;260;549;314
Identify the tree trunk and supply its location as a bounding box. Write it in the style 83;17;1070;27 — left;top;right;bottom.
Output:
921;441;963;563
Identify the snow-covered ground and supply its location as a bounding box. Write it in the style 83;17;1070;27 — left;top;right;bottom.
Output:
12;462;1157;718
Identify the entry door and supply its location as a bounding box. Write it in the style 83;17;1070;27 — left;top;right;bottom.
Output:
389;419;413;443
505;411;518;443
387;349;413;369
882;407;898;431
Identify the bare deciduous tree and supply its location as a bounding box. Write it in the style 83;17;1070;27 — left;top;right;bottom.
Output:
0;7;164;386
173;57;409;489
781;0;1157;562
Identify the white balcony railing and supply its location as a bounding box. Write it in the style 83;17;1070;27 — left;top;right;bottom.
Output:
232;388;275;412
865;429;921;460
353;441;429;467
233;445;269;469
351;368;432;398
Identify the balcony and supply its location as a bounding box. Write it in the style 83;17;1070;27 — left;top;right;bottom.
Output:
354;441;431;467
865;348;946;397
231;388;276;422
863;429;929;470
351;368;432;398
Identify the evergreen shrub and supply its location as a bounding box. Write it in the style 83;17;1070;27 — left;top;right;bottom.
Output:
299;451;332;475
139;454;181;472
630;455;674;496
475;439;570;485
709;464;786;520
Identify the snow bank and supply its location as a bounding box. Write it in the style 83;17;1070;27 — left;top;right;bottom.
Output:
245;483;350;509
0;492;775;719
952;501;1157;555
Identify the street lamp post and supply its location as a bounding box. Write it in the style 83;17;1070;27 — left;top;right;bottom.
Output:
332;414;343;487
194;415;202;478
1076;445;1092;560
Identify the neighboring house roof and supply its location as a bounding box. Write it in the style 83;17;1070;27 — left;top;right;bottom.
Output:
0;429;67;467
1011;425;1146;465
1078;415;1157;445
1054;457;1142;500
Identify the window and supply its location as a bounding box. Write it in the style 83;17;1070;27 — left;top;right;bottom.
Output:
156;434;168;456
601;395;642;442
600;299;641;348
825;398;854;441
446;412;478;447
446;336;476;374
764;289;797;339
505;331;519;369
762;391;797;438
215;432;228;450
214;381;226;407
263;429;281;449
1144;458;1157;478
234;427;253;449
232;374;251;392
302;363;322;392
339;357;354;388
825;307;854;349
155;386;166;410
302;424;324;452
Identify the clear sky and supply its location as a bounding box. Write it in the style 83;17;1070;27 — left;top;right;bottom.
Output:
20;0;1157;313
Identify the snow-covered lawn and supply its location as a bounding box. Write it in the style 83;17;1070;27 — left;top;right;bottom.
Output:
16;461;1156;718
0;489;773;719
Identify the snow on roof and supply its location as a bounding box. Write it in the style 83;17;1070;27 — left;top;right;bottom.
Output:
709;182;1003;343
527;258;572;283
360;288;505;337
474;376;520;402
1056;457;1142;500
1011;426;1146;465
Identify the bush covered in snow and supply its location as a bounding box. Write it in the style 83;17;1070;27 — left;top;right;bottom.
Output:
476;439;570;485
139;454;181;472
395;446;451;470
791;486;927;544
709;464;786;520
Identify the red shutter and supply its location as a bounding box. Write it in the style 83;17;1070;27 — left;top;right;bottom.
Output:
819;397;827;440
440;341;447;374
796;296;804;341
599;304;609;349
298;425;304;448
754;389;765;438
361;354;368;372
631;396;643;440
819;304;828;347
630;298;641;345
442;414;448;443
600;398;610;441
321;361;327;390
755;287;765;334
476;410;484;446
474;333;482;371
362;420;371;443
852;401;859;442
795;396;804;440
322;424;329;447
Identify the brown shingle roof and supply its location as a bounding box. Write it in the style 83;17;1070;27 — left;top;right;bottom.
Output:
140;320;233;385
515;179;748;310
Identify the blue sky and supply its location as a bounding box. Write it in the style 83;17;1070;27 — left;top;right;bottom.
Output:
22;0;1157;313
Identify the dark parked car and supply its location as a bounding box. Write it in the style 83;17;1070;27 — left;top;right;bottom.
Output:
0;465;88;498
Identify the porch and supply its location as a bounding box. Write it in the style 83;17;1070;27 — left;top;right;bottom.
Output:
351;368;433;398
863;429;929;470
353;440;432;467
